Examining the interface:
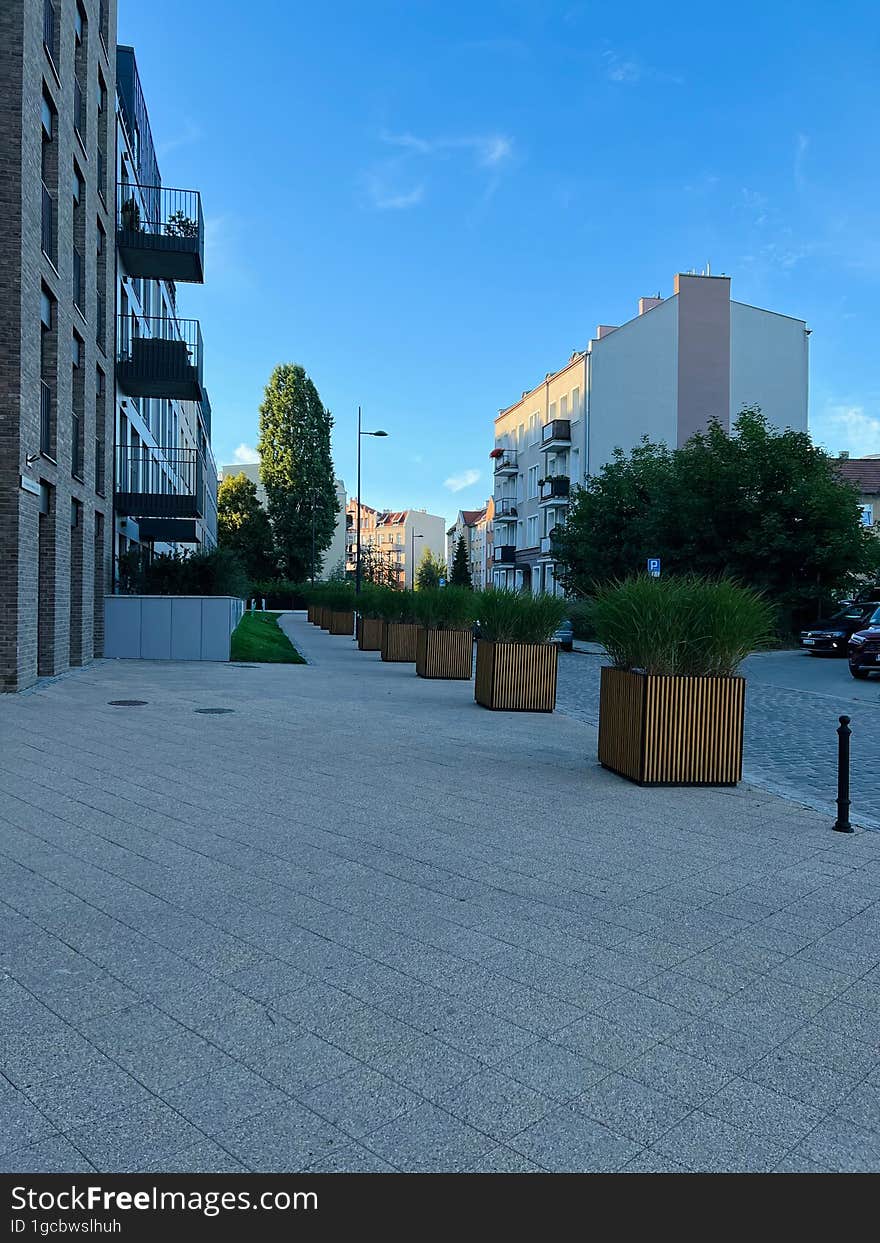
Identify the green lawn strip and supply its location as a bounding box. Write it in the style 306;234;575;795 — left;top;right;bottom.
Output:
230;611;305;664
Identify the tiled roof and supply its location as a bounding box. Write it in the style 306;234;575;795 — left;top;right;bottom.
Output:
837;458;880;494
461;509;485;526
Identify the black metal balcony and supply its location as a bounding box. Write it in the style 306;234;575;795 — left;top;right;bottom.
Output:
540;527;559;556
493;544;516;565
116;316;203;401
117;186;205;283
541;419;571;449
114;445;206;519
540;476;570;502
492;449;518;474
41;183;55;265
40;381;52;455
494;498;517;519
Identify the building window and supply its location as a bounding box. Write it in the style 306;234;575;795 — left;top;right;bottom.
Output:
527;515;538;547
529;412;539;443
40;286;56;457
559;393;568;418
71;332;84;479
571;386;580;417
548;401;556;422
527;465;539;499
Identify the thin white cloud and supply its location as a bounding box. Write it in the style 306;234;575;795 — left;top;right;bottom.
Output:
233;443;259;464
157;118;202;158
365;173;425;211
363;130;516;210
444;468;481;493
603;52;641;83
811;404;880;458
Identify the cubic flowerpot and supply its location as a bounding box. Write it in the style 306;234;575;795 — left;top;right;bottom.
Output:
329;610;354;636
357;616;385;651
319;606;331;630
381;622;420;663
307;603;319;625
474;639;558;711
598;666;745;786
416;628;474;680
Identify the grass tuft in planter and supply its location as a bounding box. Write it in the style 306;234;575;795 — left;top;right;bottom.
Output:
594;574;774;786
374;589;420;662
413;588;479;679
475;589;567;710
355;585;387;650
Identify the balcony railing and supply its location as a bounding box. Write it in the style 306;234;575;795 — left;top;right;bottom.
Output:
117;185;205;283
540;476;570;502
541;419;571;448
492;450;518;474
116;316;204;401
73;76;84;142
40;381;52;455
540;528;559;556
493;498;517;519
71;411;83;479
73;247;84;311
41;183;55;265
114;445;206;519
493;544;516;565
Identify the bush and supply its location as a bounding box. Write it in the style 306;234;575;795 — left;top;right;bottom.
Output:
248;579;309;609
118;547;248;598
370;587;418;624
566;598;596;641
591;574;775;677
476;589;568;644
412;587;480;630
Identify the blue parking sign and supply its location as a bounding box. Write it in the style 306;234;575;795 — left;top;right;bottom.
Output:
647;558;661;577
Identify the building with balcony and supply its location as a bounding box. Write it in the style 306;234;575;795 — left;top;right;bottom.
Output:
446;502;493;589
0;0;118;690
491;272;810;593
112;44;216;571
346;501;446;588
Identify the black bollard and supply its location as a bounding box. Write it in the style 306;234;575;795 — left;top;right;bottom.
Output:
833;715;853;833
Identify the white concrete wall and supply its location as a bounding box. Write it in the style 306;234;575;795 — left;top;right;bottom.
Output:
321;478;347;578
588;296;679;472
405;511;447;588
730;302;809;432
105;595;244;661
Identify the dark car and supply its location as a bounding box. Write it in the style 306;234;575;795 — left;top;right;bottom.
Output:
847;606;880;679
800;602;880;655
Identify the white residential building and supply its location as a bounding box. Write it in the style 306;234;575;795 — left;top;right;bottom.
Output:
491;272;810;593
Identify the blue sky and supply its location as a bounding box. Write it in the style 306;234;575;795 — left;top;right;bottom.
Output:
123;0;880;525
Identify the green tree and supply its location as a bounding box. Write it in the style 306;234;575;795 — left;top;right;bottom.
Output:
449;534;472;587
217;472;276;579
415;547;447;590
354;542;398;588
258;364;339;580
553;407;876;630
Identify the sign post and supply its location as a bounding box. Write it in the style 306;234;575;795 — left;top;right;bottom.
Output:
647;558;661;578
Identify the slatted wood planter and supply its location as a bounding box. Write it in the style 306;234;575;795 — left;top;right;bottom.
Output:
329;610;354;636
357;616;385;651
474;639;558;711
598;666;745;786
307;604;319;625
381;622;420;663
416;628;474;680
319;606;331;630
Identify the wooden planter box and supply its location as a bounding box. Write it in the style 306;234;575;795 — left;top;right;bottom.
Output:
416;628;474;680
474;639;558;711
381;622;420;663
357;616;385;651
329;610;354;636
307;603;319;625
598;666;745;786
319;606;331;630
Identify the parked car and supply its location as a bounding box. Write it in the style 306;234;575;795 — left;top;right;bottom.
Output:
799;602;880;655
552;618;574;652
847;606;880;679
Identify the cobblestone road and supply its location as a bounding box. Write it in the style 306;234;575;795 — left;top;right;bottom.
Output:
557;651;880;830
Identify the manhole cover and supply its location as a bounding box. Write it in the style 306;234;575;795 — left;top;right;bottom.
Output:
194;708;234;714
107;700;148;707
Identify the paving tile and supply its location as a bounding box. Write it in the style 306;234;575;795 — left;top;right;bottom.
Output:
68;1100;207;1172
549;1014;658;1069
507;1103;639;1172
21;1061;152;1131
0;1090;58;1157
637;970;730;1016
833;1081;880;1134
365;1034;482;1102
497;1040;611;1102
621;1150;693;1173
624;1044;734;1107
435;1069;555;1142
664;1017;777;1073
217;1101;346;1173
360;1103;496;1173
1;1135;95;1173
650;1110;786;1173
242;1032;361;1095
698;1076;823;1147
160;1064;289;1133
780;1022;880;1079
300;1066;419;1139
790;1117;880;1174
306;1141;398;1172
463;1145;547;1172
744;1050;861;1112
575;1073;693;1145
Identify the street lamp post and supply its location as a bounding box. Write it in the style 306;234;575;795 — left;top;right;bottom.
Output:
355;406;388;596
410;530;423;590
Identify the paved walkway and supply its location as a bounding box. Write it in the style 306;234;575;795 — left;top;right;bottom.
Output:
0;612;878;1172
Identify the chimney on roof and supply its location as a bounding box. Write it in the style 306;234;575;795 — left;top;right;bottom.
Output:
596;325;618;339
639;296;664;315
